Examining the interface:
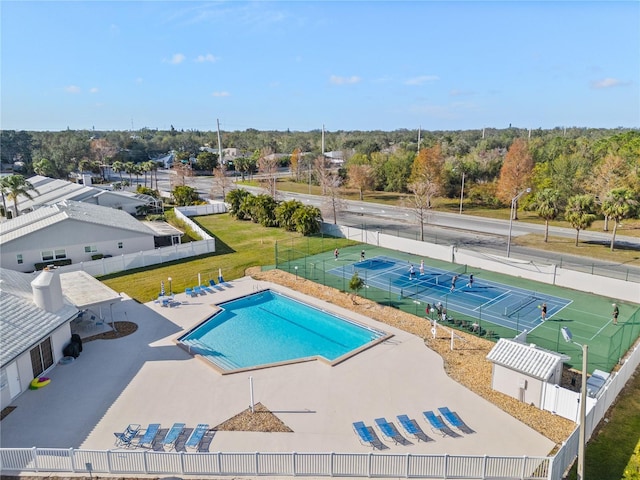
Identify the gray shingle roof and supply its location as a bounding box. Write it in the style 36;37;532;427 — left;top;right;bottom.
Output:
0;269;78;368
486;338;564;381
0;200;155;246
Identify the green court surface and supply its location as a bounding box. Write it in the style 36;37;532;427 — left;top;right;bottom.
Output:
275;242;640;374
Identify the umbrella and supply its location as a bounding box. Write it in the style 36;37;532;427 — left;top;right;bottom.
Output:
160;281;165;297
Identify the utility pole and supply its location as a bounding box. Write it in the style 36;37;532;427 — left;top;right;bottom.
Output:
216;119;223;165
417;126;421;152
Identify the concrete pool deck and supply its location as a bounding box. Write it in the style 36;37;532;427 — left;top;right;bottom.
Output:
1;276;554;457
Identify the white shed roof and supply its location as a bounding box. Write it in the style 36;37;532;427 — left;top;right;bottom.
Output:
486;338;566;381
59;271;122;310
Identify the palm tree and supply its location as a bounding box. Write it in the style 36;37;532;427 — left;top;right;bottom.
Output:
565;195;597;247
1;174;38;218
124;162;136;187
532;188;560;243
601;187;639;251
111;160;125;183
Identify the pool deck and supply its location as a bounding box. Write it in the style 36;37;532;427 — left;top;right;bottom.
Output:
1;276;554;458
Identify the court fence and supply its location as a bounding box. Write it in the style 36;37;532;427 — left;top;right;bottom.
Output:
0;448;552;479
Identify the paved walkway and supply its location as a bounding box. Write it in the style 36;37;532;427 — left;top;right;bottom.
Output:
1;277;554;457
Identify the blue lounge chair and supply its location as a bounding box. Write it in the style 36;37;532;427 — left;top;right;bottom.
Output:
438;407;475;434
374;418;409;445
208;279;216;287
114;423;140;447
162;422;185;449
397;414;432;442
185;423;209;450
423;411;460;438
193;286;203;296
352;421;387;450
137;423;161;448
353;421;374;446
185;287;193;297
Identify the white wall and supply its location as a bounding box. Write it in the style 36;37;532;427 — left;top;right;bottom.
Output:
1;219;155;272
491;365;544;407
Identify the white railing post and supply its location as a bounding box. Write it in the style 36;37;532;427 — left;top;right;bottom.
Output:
292;451;296;475
69;447;76;472
368;451;372;478
406;452;411;478
32;447;38;472
255;451;259;475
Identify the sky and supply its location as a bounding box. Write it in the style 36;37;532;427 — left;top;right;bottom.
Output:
1;1;639;132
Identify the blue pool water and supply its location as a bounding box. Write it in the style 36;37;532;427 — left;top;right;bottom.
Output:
179;290;386;371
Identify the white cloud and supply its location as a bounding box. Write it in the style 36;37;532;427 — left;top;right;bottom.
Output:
591;77;627;89
449;89;474;97
212;91;230;97
195;53;219;63
167;53;186;65
404;75;439;86
89;87;99;94
135;77;144;84
329;75;361;85
65;85;81;94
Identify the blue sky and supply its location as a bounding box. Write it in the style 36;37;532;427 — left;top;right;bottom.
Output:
2;1;638;132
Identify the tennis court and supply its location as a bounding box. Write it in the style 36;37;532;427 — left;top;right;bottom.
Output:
328;255;572;332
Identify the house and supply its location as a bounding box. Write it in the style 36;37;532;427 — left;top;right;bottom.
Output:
3;175;162;216
486;338;567;408
0;200;156;273
0;267;121;411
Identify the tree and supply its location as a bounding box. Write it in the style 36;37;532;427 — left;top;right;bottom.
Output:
124;162;136;186
291;205;322;235
275;200;304;231
172;185;199;206
250;194;279;227
211;162;232;200
257;148;279;198
565;195;597;246
225;189;253;219
347;163;375;201
0;174;38;217
409;144;444;209
406;181;434;241
587;154;629;231
195;151;218;171
321;170;345;224
531;188;560;242
290;148;302;182
32;158;57;177
111;160;125;183
601;188;638;251
349;271;365;304
497;138;534;219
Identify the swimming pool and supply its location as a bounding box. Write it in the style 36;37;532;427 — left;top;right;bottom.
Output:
178;289;389;373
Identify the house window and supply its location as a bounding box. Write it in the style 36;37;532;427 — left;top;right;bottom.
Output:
118;242;123;249
84;246;98;253
16;254;23;264
42;250;66;261
30;337;54;378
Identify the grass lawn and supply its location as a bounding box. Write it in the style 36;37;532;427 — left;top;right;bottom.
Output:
99;213;357;302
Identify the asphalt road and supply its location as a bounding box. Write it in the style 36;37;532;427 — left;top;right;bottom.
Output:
153;170;640;283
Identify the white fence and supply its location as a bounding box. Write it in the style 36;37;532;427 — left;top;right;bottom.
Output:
322;224;640;303
55;239;216;277
0;449;551;479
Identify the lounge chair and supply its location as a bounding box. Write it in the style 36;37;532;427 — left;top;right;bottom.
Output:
193;286;203;296
162;422;185;449
185;423;209;450
438;407;475;434
208;279;216;287
185;288;193;297
352;421;387;450
374;418;410;445
201;284;214;294
396;414;433;442
423;411;460;438
136;423;161;448
114;423;140;447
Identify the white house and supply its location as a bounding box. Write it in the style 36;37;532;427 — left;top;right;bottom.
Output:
486;338;567;408
0;200;156;273
0;267;121;411
4;175;162;217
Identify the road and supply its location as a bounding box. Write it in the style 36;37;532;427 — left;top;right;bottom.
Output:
153;170;640;283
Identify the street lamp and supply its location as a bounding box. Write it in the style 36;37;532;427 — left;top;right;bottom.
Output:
168;277;172;296
506;187;531;257
294;266;298;280
459;171;466;214
561;327;588;480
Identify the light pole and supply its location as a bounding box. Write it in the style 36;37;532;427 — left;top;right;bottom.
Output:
168;276;172;296
561;327;588;480
506;187;531;257
294;266;298;280
459;171;466;214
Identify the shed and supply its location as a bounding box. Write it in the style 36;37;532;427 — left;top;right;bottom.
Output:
486;338;567;408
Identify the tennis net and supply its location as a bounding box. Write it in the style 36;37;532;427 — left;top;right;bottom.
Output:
504;295;539;317
404;266;468;299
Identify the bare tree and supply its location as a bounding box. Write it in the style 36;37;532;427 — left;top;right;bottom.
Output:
405;180;435;241
314;155;332;195
257;147;278;198
321;170;346;224
210;162;232;200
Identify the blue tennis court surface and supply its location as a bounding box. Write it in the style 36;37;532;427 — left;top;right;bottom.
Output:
328;255;573;331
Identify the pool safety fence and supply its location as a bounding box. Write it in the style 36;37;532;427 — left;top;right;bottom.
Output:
0;448;553;479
